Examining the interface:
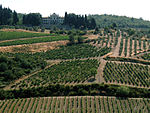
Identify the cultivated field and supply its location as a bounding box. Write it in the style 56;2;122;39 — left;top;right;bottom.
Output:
0;96;149;113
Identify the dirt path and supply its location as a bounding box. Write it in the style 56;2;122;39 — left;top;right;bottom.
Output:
3;62;60;90
121;38;125;57
131;40;135;56
95;58;106;83
111;31;122;57
126;38;130;57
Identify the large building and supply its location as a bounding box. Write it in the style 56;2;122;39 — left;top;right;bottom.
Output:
42;13;64;28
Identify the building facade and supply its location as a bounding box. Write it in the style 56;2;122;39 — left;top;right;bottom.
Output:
42;13;64;28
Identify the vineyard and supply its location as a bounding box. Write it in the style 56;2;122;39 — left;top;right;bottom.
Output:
35;44;111;60
103;61;150;87
0;96;149;113
12;59;99;88
90;30;120;49
119;37;150;57
0;31;50;41
0;28;150;113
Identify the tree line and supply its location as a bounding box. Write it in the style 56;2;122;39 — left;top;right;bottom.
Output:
0;5;42;26
64;12;96;29
0;83;149;99
0;5;18;25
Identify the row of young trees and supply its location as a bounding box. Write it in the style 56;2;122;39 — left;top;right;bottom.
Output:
64;12;96;29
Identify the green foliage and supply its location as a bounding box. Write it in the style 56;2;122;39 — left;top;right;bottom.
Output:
12;11;19;25
64;12;96;29
78;36;84;44
0;5;12;25
0;53;47;87
0;84;149;99
116;86;130;97
23;13;42;26
69;35;75;44
89;14;150;28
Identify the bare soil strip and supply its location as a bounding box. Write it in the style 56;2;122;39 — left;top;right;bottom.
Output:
136;40;140;54
95;59;106;83
111;31;122;57
141;41;144;51
121;38;125;57
126;38;130;57
131;40;135;56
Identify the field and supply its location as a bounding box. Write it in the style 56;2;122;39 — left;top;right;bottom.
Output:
0;31;50;41
0;96;149;113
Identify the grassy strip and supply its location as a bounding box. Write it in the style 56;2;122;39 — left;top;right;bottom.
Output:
0;36;69;46
0;31;51;41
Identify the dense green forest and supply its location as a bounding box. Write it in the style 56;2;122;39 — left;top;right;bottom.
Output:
89;14;150;28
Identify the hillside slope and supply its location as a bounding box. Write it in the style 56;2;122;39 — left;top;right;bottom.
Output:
89;14;150;28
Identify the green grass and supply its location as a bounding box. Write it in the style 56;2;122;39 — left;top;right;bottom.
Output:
0;36;69;46
0;31;51;41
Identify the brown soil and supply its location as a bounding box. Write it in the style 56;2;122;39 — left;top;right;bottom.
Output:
136;40;140;54
131;40;135;56
95;58;106;83
111;31;122;57
121;38;125;57
126;38;130;57
83;34;99;40
0;40;68;53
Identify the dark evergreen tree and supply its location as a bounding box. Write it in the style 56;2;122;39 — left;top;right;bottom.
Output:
13;10;19;25
0;5;12;25
23;13;42;26
64;12;97;29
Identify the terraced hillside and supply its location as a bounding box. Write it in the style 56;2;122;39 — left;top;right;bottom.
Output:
0;28;149;113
